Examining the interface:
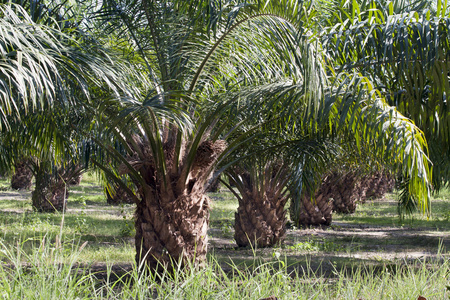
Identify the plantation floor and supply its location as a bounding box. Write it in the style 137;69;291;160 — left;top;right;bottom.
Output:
208;192;450;277
0;176;449;279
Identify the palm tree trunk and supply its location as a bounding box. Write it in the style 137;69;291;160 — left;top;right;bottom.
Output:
31;163;82;212
234;193;287;247
123;137;227;271
32;166;68;212
226;161;289;248
134;188;210;271
290;192;333;227
11;159;33;190
205;173;221;192
360;171;395;201
320;170;395;214
325;172;360;214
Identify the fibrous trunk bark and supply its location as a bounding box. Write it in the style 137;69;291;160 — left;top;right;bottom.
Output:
31;164;82;212
319;171;395;214
291;170;395;224
325;172;361;214
290;192;333;227
205;174;221;192
121;135;226;271
228;161;289;248
359;172;395;202
11;160;33;190
234;192;287;247
135;189;210;271
32;167;68;212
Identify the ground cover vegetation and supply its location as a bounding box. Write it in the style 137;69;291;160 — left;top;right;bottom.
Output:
0;176;448;298
0;0;449;298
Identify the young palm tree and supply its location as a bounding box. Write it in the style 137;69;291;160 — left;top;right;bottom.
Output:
31;161;83;212
2;106;87;212
289;185;333;227
88;0;330;270
293;138;395;218
0;2;143;212
225;158;291;248
93;106;230;270
89;0;433;272
289;71;433;225
300;169;394;216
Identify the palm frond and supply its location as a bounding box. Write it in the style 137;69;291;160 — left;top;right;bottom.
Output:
321;1;447;193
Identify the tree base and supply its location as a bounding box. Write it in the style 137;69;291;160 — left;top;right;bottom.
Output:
134;192;210;272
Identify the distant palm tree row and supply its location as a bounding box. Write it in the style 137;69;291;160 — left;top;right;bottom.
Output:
0;0;447;272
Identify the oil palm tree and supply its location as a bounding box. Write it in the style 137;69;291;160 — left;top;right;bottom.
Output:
87;0;331;269
31;160;83;212
288;69;433;224
1;101;88;212
87;1;320;268
288;0;443;222
294;135;395;218
225;134;334;246
225;158;291;247
87;0;434;272
0;1;146;213
93;98;246;270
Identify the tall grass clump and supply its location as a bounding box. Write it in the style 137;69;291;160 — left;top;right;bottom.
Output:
0;235;449;299
329;260;450;299
0;236;95;299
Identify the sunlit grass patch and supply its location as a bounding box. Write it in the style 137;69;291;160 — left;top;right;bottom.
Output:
209;191;238;233
76;241;135;264
333;189;450;231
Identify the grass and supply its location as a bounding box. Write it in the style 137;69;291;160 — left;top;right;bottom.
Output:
0;173;135;264
332;188;450;228
0;237;449;299
0;175;449;298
